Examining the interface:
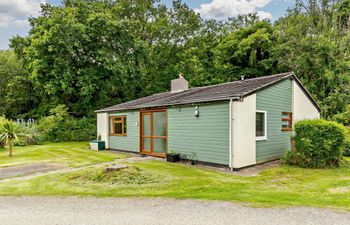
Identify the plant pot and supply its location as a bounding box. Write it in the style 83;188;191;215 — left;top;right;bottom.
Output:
166;153;180;163
90;140;105;151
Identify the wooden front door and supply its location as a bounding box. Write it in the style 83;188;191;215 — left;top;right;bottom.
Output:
140;109;167;156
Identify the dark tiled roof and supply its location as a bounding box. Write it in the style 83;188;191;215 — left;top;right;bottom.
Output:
96;72;319;112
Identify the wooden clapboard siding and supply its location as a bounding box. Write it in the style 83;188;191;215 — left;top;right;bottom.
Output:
108;110;139;152
168;102;230;165
256;79;292;163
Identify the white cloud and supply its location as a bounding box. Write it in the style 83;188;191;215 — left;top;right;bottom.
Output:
12;19;30;28
0;0;46;28
0;14;12;28
256;10;272;20
195;0;272;20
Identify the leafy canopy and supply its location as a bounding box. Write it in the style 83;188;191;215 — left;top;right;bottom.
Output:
1;0;350;122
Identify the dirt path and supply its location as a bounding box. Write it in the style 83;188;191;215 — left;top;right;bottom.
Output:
0;197;349;225
0;163;65;179
0;155;157;183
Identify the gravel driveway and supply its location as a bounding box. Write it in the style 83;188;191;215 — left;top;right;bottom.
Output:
0;197;349;225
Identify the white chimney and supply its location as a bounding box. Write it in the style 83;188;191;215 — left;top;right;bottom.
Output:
171;74;189;93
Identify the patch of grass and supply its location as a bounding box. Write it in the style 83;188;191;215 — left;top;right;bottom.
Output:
0;142;125;168
1;159;350;210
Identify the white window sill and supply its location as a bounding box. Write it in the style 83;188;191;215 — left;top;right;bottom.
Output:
256;137;267;141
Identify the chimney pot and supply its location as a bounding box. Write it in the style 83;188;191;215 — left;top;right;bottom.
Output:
171;75;189;93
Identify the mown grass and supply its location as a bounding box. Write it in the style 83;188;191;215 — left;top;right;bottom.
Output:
1;158;350;210
0;142;125;168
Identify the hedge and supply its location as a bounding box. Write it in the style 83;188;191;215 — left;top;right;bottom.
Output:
285;119;346;168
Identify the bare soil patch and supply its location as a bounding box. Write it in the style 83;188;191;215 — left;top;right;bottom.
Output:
0;163;66;179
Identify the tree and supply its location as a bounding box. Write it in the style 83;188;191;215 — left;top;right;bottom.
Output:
214;18;277;81
273;0;350;118
0;51;36;118
0;119;19;157
6;0;350;122
10;0;202;117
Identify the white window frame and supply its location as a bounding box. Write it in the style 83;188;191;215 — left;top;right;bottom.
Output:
256;110;267;141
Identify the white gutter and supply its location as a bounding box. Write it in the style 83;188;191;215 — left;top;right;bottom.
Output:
229;98;234;171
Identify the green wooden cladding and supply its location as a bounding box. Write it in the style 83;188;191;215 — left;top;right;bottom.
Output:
106;79;293;166
108;110;139;152
168;102;230;165
256;79;292;163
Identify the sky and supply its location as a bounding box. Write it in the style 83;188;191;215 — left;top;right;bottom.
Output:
0;0;294;50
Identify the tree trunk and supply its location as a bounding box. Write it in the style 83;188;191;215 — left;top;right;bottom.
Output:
9;141;13;157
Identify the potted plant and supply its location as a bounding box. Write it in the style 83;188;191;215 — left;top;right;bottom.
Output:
90;134;105;151
166;150;180;163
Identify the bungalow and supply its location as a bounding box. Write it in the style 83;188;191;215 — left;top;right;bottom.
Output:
96;72;320;169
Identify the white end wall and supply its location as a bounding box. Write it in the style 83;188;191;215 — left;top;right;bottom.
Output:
232;94;257;169
292;80;320;122
97;113;109;149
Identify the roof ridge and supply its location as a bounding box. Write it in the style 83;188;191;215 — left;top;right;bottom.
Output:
188;72;293;91
141;84;209;106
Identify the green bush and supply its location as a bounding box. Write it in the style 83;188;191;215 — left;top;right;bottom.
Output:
333;105;350;126
343;141;350;157
14;123;41;146
38;105;96;142
285;119;346;168
0;116;40;147
343;128;350;157
0;117;5;148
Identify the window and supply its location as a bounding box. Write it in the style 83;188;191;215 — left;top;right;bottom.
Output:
110;116;127;136
282;112;293;131
256;111;267;141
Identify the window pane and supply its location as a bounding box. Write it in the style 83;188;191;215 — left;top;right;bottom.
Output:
152;112;166;136
256;112;265;137
114;122;123;134
153;138;167;154
282;121;289;128
143;114;150;136
123;117;127;134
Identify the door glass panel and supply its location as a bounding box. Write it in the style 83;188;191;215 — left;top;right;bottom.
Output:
143;114;150;136
152;112;166;136
143;138;151;151
152;138;167;154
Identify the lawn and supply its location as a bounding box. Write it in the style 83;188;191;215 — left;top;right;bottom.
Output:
0;142;126;168
0;148;350;210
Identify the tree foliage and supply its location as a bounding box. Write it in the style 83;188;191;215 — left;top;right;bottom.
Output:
0;51;36;118
0;0;349;121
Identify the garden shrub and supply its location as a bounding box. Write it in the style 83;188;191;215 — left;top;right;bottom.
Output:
0;116;40;147
38;105;96;142
285;119;346;168
333;105;350;126
0;116;5;148
343;129;350;157
14;123;41;146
